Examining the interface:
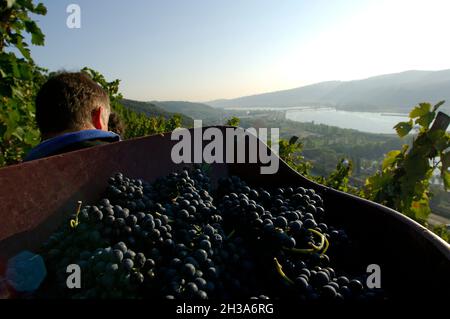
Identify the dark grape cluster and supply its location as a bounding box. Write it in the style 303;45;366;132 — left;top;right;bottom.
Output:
215;176;380;301
39;167;382;301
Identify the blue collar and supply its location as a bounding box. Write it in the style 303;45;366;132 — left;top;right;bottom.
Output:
24;130;121;161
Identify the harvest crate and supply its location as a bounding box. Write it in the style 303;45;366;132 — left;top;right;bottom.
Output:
0;127;448;299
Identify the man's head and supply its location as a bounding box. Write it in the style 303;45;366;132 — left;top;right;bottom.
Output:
35;72;111;138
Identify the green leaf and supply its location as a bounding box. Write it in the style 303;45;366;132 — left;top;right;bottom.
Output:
0;52;15;71
18;62;32;80
382;150;401;170
15;41;32;61
442;170;450;190
442;152;450;171
410;103;431;119
23;129;39;146
11;127;25;141
427;129;450;152
416;111;435;130
31;29;45;46
394;120;413;137
24;21;45;46
225;116;240;127
34;3;47;15
289;136;299;145
10;58;21;78
17;0;34;10
402;155;429;182
11;86;24;99
410;199;431;222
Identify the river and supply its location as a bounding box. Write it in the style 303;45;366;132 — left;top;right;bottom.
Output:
224;106;449;134
285;108;409;134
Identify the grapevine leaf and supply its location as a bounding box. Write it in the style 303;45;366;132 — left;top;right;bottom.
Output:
416;112;435;130
10;58;21;78
31;30;45;46
442;171;450;190
24;21;45;46
35;3;47;15
427;129;448;152
18;62;32;80
403;155;429;182
365;172;391;194
442;152;450;171
11;127;25;141
12;86;24;99
410;200;430;223
289;136;299;145
15;41;32;61
23;130;39;146
382;150;401;170
409;103;431;119
394;120;413;137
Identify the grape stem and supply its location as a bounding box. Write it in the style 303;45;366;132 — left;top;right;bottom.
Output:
322;235;330;254
69;201;82;229
282;228;328;255
273;257;294;285
283;247;315;253
227;229;236;240
308;228;325;252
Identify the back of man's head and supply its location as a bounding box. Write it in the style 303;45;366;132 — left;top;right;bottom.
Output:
35;72;110;137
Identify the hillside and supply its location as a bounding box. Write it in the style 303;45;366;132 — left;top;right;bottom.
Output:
150;101;226;123
121;99;252;126
207;70;450;113
120;99;194;126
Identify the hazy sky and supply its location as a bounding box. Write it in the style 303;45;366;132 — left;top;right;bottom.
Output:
32;0;450;102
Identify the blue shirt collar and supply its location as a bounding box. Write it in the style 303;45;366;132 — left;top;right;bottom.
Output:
24;130;120;161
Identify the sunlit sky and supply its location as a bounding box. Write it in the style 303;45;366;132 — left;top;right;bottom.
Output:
32;0;450;102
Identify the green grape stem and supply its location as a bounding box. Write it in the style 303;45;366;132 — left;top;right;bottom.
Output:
227;229;236;240
69;201;83;228
273;257;294;285
282;228;328;255
322;235;330;254
308;228;325;251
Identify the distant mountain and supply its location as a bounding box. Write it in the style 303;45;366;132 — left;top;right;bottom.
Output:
207;70;450;113
120;99;193;126
150;101;226;123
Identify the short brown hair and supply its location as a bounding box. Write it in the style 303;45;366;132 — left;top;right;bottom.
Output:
35;72;110;134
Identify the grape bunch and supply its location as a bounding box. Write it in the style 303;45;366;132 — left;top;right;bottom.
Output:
216;176;379;301
38;167;383;301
